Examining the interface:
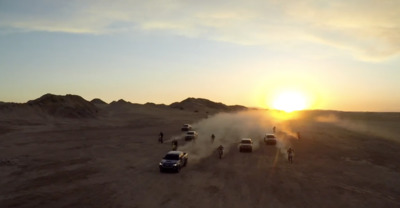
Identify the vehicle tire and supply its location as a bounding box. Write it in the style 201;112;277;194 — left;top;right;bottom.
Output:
159;168;164;173
176;166;181;173
184;159;188;167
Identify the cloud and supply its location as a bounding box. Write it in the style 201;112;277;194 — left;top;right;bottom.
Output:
1;0;399;60
282;0;400;61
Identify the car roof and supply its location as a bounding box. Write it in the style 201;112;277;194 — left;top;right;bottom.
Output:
167;151;183;155
241;138;252;141
187;131;196;133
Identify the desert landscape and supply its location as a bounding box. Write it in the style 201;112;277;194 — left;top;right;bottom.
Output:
0;94;399;208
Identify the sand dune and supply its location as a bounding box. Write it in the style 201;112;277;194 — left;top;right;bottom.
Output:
0;94;399;207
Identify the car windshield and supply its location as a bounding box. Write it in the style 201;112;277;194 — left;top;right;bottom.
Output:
241;140;252;144
187;132;194;135
164;154;179;160
267;135;276;139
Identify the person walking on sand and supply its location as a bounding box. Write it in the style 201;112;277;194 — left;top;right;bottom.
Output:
217;145;224;159
211;134;215;143
287;147;294;163
159;132;164;143
273;126;276;133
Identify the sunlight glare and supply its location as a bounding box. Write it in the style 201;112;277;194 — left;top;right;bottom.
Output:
272;91;307;112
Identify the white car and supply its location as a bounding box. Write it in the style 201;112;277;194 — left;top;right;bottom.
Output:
181;124;192;131
264;134;277;145
239;138;253;152
184;131;198;141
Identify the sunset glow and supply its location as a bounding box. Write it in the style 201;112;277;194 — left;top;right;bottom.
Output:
272;91;308;112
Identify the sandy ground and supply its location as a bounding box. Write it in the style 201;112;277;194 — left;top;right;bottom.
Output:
1;106;399;208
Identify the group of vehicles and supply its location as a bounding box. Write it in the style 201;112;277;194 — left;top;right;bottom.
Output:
237;134;277;152
181;124;198;141
158;124;195;173
159;124;278;173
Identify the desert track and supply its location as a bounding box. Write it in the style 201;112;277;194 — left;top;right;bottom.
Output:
1;108;400;208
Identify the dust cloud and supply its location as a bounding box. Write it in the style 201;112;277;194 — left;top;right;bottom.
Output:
174;110;298;162
316;113;400;143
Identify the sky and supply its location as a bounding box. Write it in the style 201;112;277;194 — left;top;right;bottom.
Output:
1;0;400;112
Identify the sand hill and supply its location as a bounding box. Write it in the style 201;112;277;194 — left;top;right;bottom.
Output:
170;97;247;113
0;94;99;127
26;94;98;118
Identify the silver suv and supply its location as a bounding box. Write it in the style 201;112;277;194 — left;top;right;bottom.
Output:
184;131;198;141
181;124;192;131
264;134;277;145
239;138;253;152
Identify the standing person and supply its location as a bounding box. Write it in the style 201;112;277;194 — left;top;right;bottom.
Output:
273;126;276;133
171;139;178;150
287;147;294;164
297;132;301;139
217;145;224;159
159;132;164;143
211;134;215;143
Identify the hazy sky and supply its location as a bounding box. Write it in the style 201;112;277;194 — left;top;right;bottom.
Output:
1;0;399;111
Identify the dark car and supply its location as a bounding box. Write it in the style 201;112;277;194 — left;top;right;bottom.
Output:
239;138;253;152
159;151;188;173
264;134;277;145
181;124;192;131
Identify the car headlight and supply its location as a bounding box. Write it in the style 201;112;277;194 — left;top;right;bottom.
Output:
173;164;178;166
159;162;163;166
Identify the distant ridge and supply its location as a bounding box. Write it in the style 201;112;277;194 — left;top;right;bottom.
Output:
109;99;142;108
0;94;249;119
27;94;98;118
90;98;107;105
144;102;168;108
170;97;247;113
110;99;132;105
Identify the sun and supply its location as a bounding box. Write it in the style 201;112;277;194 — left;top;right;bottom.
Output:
272;91;307;112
